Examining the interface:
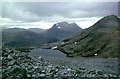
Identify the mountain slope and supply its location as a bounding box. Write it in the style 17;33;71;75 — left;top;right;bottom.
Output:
57;15;120;58
2;22;82;47
42;22;82;40
3;29;58;47
2;28;27;42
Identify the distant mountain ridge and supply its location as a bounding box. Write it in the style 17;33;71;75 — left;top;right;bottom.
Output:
57;15;120;58
2;28;27;42
2;22;82;47
27;28;45;33
2;29;59;47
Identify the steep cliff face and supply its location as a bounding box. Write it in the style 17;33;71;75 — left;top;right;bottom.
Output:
58;15;120;58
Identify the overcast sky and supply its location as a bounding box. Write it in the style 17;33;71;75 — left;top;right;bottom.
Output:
0;2;118;29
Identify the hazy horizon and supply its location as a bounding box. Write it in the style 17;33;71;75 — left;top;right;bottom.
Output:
1;18;102;30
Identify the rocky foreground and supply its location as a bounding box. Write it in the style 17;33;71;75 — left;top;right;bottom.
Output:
1;48;120;79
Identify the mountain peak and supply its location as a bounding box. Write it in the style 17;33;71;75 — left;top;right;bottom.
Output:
104;15;117;18
93;15;119;28
51;21;82;31
58;15;119;58
58;21;68;24
69;22;77;25
102;15;118;21
44;21;82;40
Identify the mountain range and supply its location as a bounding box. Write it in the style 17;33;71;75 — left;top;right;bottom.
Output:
57;15;120;58
2;22;82;47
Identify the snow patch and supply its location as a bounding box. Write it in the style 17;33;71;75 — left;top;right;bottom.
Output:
94;53;97;56
52;46;57;49
58;26;61;29
74;42;77;44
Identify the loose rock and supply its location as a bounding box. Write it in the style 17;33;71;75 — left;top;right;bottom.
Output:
2;48;119;79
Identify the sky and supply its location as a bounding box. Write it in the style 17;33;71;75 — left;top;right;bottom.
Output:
0;2;118;29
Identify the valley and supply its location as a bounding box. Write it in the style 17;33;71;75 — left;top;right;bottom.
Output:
1;15;120;78
1;2;120;79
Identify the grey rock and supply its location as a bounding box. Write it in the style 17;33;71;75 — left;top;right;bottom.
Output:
7;60;16;66
2;48;118;78
7;55;13;60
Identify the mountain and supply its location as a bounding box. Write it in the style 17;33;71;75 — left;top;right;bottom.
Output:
2;28;58;47
42;22;82;40
27;28;45;33
2;28;27;42
2;22;82;47
57;15;120;58
2;27;26;33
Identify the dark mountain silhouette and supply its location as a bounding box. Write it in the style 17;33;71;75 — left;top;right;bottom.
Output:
57;15;120;58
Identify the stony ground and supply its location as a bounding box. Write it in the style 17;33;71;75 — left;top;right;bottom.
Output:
1;48;120;79
42;57;119;74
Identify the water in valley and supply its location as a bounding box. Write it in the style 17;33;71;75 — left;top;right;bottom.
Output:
29;48;66;58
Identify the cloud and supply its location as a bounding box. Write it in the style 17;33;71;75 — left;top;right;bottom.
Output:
0;17;54;29
1;2;41;22
1;2;118;29
1;2;118;22
0;16;102;29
